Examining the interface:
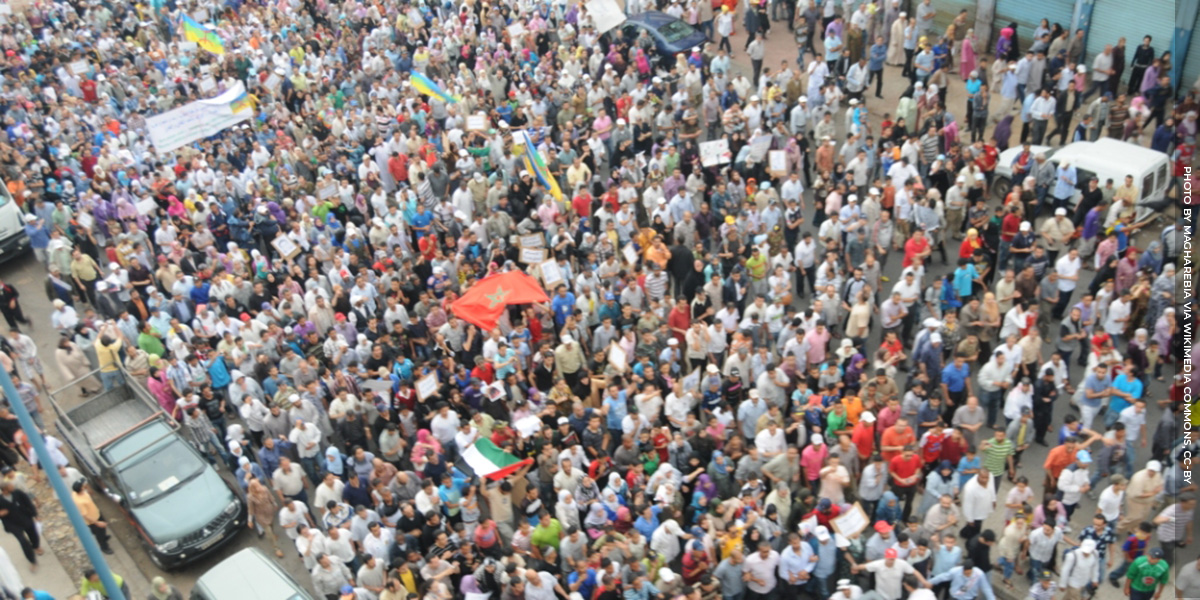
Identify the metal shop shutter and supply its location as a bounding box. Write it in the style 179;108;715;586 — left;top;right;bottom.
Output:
1084;0;1176;87
993;0;1074;53
1182;17;1200;93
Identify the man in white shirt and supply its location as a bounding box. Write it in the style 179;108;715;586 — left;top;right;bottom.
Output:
742;542;780;597
1103;290;1133;346
852;548;925;600
1003;378;1034;424
1054;247;1082;319
754;421;787;458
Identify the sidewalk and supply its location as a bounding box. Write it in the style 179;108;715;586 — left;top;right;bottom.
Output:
10;472;153;600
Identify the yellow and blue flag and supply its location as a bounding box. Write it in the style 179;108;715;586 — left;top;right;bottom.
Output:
181;15;225;55
409;72;457;104
515;130;563;202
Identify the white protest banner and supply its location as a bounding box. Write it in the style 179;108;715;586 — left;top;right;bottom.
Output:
466;114;488;131
622;243;640;265
830;502;870;538
199;77;217;94
271;235;301;260
768;150;787;175
263;73;282;90
518;233;545;248
317;182;339;200
415;372;439;400
506;22;526;39
586;0;627;33
539;260;564;288
68;60;88;76
135;198;158;216
178;41;198;53
747;134;772;162
699;139;731;167
146;81;254;154
519;247;547;264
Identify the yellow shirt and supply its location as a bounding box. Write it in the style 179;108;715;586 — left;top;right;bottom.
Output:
72;490;100;524
95;338;123;373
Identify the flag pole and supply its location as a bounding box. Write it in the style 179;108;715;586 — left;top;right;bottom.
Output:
0;368;127;600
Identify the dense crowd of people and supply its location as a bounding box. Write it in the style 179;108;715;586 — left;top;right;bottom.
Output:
0;0;1190;598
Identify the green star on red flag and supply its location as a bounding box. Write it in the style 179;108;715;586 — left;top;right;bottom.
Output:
448;271;551;331
485;286;511;308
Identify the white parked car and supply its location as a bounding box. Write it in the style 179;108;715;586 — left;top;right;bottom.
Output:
992;138;1171;226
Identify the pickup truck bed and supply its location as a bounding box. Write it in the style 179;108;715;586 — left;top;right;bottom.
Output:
65;388;159;448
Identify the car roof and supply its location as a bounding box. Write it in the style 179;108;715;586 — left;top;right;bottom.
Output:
194;548;313;600
1051;138;1167;176
626;11;675;26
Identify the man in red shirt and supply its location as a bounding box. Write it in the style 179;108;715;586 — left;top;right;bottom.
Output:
888;445;924;520
998;204;1022;270
667;298;691;344
804;497;842;528
852;411;877;461
572;191;592;218
902;228;932;268
974;139;999;183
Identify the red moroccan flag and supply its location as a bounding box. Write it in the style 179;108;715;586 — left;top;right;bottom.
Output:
448;271;550;331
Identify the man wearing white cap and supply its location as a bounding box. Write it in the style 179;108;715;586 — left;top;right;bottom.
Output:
554;333;587;389
1118;460;1164;536
1059;539;1100;600
830;578;863;600
1040;207;1075;264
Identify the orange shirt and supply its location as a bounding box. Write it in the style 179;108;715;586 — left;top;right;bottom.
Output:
842;395;864;425
1043;445;1075;479
879;427;915;462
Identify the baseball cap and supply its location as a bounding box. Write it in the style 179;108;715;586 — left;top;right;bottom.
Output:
815;526;831;541
884;548;898;559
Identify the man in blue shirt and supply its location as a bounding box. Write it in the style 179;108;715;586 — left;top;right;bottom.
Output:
1052;162;1078;213
1080;364;1113;431
568;562;597;599
551;285;576;329
1106;362;1144;428
925;560;996;600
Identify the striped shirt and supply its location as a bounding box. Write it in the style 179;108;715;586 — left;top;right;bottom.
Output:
981;438;1014;476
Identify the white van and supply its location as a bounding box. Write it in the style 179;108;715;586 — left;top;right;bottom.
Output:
0;180;30;262
993;138;1171;226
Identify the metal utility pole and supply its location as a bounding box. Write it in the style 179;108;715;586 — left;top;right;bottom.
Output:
0;369;127;600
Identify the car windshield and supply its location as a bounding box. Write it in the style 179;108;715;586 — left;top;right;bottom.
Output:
658;20;697;43
119;441;206;505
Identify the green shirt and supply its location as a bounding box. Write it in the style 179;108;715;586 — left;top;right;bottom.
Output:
981;438;1013;475
1126;555;1169;592
531;518;564;551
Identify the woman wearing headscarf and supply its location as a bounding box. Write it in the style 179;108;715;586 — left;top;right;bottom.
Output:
1154;307;1176;379
323;446;346;480
411;429;443;471
707;451;735;498
555;490;582;531
246;478;284;558
887;11;908;65
919;460;960;517
584;502;609;539
960;29;978;80
148;576;185;600
979;292;1002;359
57;336;100;397
994;27;1013;62
874;490;903;526
1139;241;1164;274
1115;248;1140;294
959;228;985;259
